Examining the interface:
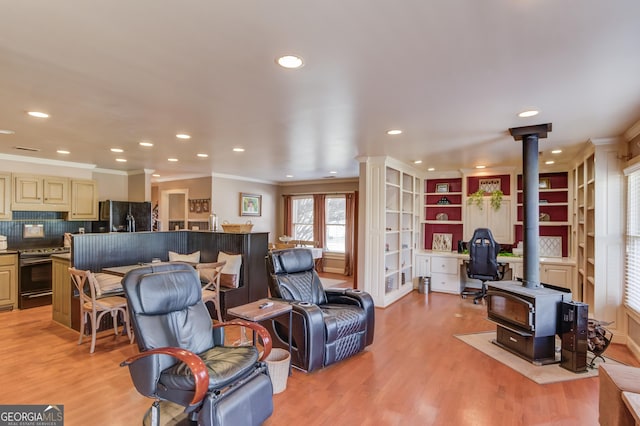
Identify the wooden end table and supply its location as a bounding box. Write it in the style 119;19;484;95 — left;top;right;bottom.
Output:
227;299;293;375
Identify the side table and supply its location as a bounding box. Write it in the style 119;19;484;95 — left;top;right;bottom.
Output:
227;299;293;375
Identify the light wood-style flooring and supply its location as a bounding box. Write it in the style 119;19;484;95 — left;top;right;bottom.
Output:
0;286;637;426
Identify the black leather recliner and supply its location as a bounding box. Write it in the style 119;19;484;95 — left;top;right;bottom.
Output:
120;262;274;426
265;248;375;372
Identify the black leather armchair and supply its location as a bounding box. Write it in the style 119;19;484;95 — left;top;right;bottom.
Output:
120;262;274;426
265;248;375;372
462;228;505;304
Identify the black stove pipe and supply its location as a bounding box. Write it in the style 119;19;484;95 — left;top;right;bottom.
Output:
509;123;552;289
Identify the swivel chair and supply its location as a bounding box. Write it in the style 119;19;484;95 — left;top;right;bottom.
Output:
265;248;375;372
462;228;504;304
119;262;274;426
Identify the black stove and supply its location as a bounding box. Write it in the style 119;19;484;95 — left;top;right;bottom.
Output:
18;247;70;309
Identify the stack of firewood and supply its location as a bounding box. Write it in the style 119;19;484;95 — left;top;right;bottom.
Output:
587;319;612;355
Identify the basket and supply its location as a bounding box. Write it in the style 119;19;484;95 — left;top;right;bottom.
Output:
265;348;291;394
221;220;253;233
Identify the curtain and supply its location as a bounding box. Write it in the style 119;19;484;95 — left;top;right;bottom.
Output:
313;194;326;272
344;191;358;277
283;195;292;237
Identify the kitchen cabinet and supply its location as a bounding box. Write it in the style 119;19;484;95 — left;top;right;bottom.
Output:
359;156;421;307
12;174;70;211
52;254;72;327
69;179;98;220
0;253;18;311
511;261;575;293
0;173;10;220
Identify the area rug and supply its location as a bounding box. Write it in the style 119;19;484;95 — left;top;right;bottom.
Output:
455;331;623;385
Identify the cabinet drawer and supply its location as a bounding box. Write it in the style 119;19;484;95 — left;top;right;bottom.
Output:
431;257;458;275
430;272;461;294
0;254;17;266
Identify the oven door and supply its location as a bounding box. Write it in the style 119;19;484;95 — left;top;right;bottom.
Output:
19;258;53;309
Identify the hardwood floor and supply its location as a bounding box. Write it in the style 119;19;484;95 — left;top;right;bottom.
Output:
0;290;637;425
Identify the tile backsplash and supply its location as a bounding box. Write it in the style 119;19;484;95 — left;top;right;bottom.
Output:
0;211;92;249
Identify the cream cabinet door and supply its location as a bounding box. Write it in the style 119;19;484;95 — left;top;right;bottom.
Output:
43;177;69;205
0;255;18;310
0;173;10;220
69;180;98;220
464;198;512;243
14;175;43;204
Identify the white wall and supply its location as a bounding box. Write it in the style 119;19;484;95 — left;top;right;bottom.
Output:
212;175;278;238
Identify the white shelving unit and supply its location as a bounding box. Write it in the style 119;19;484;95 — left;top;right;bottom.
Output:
358;156;422;307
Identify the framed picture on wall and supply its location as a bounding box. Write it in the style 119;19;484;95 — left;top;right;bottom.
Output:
240;193;262;216
435;183;449;193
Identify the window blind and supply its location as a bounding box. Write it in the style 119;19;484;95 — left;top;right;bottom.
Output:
625;165;640;313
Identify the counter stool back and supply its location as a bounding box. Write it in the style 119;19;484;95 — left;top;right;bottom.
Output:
195;260;226;322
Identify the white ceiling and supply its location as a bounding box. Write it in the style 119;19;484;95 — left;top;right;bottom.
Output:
1;1;639;183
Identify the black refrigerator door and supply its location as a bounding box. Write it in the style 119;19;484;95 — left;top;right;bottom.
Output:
130;202;152;231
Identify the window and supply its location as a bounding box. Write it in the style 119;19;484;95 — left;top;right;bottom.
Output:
292;196;314;241
625;165;640;313
325;196;346;253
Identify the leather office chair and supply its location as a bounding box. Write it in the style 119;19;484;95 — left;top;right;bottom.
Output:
462;228;505;304
196;260;226;322
120;262;274;426
69;267;133;353
265;248;375;372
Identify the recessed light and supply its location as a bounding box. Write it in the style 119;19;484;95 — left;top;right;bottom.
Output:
329;171;337;174
168;158;178;162
176;134;191;140
551;149;562;154
427;167;435;172
518;109;539;118
233;147;245;152
413;160;423;164
0;129;15;135
545;160;555;165
152;174;160;177
197;153;208;158
285;174;294;178
475;165;486;169
276;55;304;69
27;111;49;118
115;158;127;162
386;129;402;135
56;150;70;155
139;141;153;147
110;148;124;153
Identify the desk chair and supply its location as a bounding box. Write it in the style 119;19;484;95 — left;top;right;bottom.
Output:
462;228;504;304
69;267;132;353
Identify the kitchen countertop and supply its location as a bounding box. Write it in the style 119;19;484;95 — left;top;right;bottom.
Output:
51;253;71;260
0;250;19;255
416;250;576;266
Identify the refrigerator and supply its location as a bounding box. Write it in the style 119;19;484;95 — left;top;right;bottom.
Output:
92;200;152;232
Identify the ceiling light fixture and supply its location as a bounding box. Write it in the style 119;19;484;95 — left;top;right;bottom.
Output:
414;160;423;164
152;174;160;177
233;147;245;152
276;55;304;69
27;111;49;118
427;167;435;171
168;158;178;162
386;129;402;135
285;174;294;178
176;133;191;140
475;165;486;169
197;153;208;158
139;141;153;147
545;160;555;165
110;148;124;153
518;109;539;118
56;150;70;155
551;149;562;154
115;158;127;162
329;171;337;174
0;129;15;135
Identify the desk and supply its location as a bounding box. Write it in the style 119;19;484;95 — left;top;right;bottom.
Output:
227;298;293;375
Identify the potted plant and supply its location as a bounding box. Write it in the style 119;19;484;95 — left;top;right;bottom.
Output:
467;189;504;211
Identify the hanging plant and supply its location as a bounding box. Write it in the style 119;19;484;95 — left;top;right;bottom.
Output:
490;189;504;211
467;189;485;209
